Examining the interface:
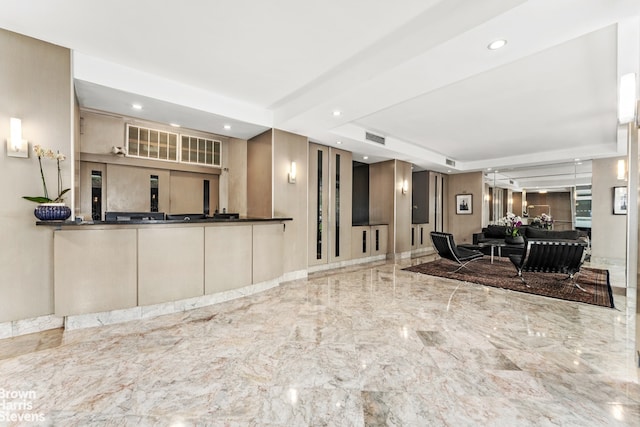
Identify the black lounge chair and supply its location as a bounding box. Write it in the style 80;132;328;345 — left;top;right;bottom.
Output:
508;239;586;289
430;231;484;272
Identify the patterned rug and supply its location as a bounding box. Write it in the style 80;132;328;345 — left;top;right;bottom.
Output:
403;257;614;308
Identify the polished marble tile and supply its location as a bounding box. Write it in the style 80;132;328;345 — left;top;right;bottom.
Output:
0;257;637;426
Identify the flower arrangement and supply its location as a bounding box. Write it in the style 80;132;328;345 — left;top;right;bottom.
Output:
499;212;523;237
22;145;70;204
532;213;553;229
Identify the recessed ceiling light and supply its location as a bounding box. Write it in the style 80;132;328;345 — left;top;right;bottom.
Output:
487;39;507;50
170;123;181;128
363;156;369;160
574;158;580;162
332;110;342;117
132;103;143;110
224;124;231;130
336;141;342;145
487;167;492;171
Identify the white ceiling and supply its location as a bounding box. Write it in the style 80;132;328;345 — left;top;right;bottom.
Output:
1;0;639;190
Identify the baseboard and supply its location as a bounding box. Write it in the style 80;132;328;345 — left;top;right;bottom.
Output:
64;278;282;331
411;247;436;258
589;257;626;267
0;314;64;340
307;254;387;274
3;257;395;336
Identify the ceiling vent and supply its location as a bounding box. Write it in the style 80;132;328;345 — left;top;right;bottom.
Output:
365;131;385;145
445;158;456;167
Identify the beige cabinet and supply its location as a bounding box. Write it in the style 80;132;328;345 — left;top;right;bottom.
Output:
54;229;137;316
371;225;388;256
138;227;205;305
351;226;371;259
253;223;284;283
205;225;253;293
351;225;388;259
308;143;352;266
53;221;287;317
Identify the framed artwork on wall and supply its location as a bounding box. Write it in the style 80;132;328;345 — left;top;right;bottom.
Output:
613;186;628;215
456;194;472;215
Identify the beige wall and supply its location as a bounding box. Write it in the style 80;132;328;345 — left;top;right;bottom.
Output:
591;156;627;264
631;121;639;376
80;110;126;155
227;137;248;216
370;160;396;254
273;129;308;273
105;164;169;213
0;29;71;322
79;111;229;216
247;130;273;217
395;160;413;254
447;172;483;244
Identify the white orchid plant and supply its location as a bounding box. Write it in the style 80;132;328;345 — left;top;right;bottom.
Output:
22;145;70;204
498;212;523;237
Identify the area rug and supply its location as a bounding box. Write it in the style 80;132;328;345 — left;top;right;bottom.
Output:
403;258;614;308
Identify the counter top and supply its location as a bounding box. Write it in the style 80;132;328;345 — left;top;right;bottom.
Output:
37;217;293;226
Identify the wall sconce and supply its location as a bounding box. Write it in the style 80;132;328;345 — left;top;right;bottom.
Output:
618;73;637;124
6;117;28;158
617;159;627;180
288;161;297;184
402;179;408;194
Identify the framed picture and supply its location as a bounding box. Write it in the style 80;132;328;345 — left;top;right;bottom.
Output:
456;194;473;215
613;186;628;215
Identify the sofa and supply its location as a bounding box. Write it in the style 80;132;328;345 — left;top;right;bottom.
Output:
472;225;588;257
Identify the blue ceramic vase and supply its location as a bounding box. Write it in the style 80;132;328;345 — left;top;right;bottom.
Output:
34;203;71;221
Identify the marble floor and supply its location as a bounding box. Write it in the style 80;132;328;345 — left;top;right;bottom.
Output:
0;256;638;426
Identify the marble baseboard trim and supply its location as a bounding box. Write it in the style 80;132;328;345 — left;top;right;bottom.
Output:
411;247;436;258
65;306;142;331
307;255;387;274
281;269;308;283
65;277;283;331
589;256;626;267
0;322;12;340
390;250;412;260
0;314;64;339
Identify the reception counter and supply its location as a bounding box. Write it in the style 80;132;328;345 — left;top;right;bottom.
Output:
40;218;292;326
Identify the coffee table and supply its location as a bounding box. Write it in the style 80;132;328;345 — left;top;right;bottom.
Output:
476;241;524;264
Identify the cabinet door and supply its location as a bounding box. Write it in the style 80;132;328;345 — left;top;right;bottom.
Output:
411;224;418;250
309;144;353;266
308;144;329;266
351;226;370;259
371;225;388;256
329;148;352;263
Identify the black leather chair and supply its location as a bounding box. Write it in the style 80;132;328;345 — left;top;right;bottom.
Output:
508;239;586;288
430;232;484;272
